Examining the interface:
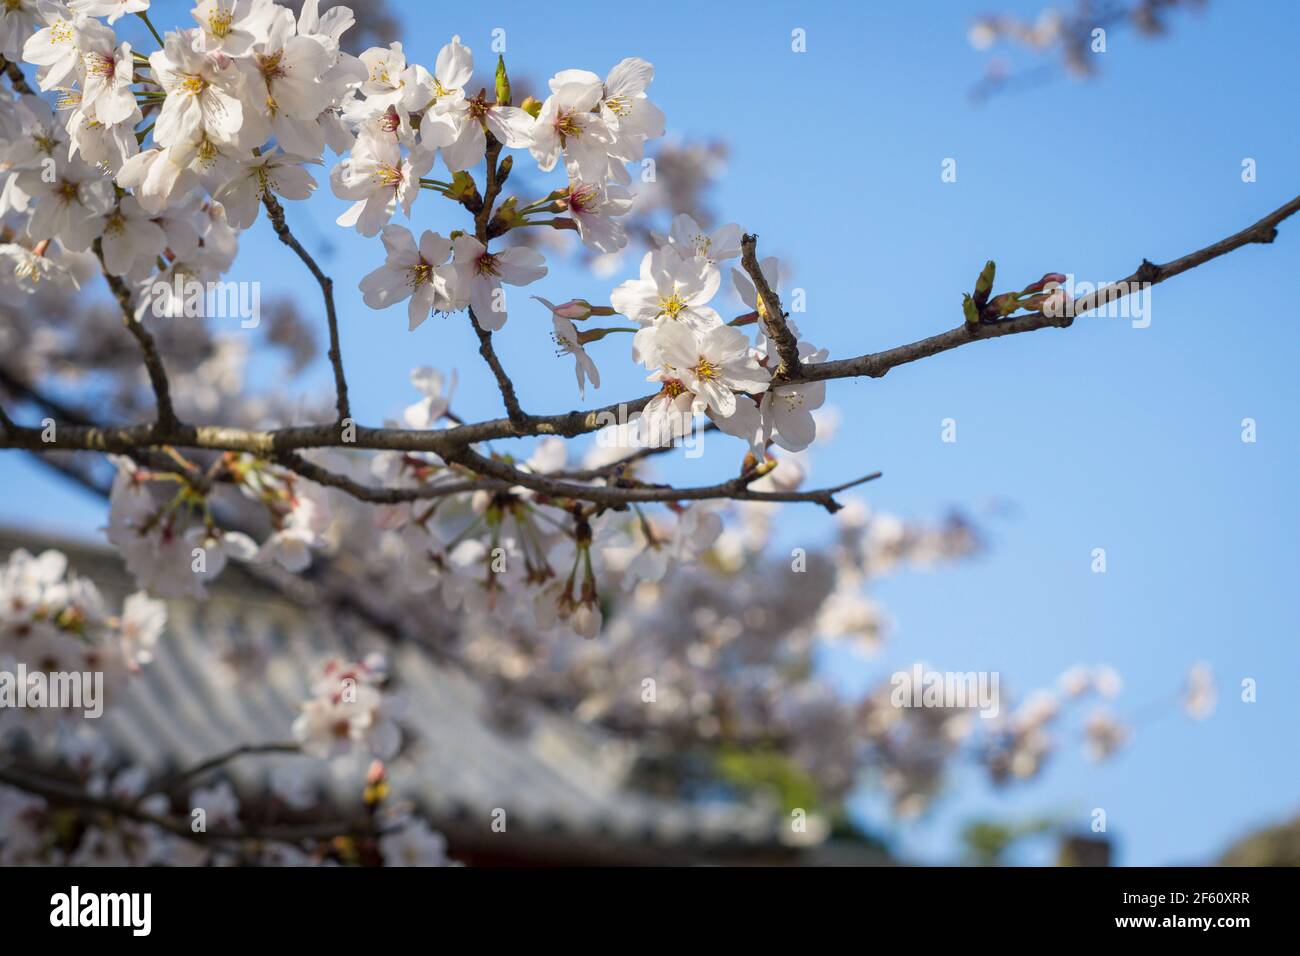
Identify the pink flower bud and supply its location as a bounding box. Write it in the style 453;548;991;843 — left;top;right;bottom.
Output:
552;299;593;319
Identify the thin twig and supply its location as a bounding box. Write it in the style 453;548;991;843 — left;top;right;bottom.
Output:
468;135;530;428
137;10;165;48
788;193;1300;386
262;192;351;423
95;239;181;432
445;443;882;514
145;741;300;800
277;449;511;503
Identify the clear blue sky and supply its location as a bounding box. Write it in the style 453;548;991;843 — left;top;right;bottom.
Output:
2;0;1296;864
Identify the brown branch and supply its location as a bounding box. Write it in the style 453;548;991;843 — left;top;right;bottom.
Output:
2;193;1297;511
0;763;381;849
95;239;181;432
468;135;530;428
554;422;721;481
790;192;1300;386
144;741;300;801
0;363;184;478
444;443;881;514
276;449;512;503
469;308;530;426
262;192;351;423
740;233;801;379
0;55;34;96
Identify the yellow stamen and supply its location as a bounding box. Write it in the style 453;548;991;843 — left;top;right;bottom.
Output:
207;11;234;38
658;293;686;319
693;358;720;380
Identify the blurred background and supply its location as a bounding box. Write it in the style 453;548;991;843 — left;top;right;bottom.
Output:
1;0;1297;866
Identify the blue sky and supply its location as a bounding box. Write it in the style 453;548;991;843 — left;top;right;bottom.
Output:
2;0;1297;864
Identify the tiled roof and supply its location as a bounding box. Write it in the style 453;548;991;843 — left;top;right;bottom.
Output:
2;528;809;863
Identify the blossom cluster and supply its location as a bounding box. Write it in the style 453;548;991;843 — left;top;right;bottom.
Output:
2;1;350;300
2;0;827;447
107;453;332;598
0;546;165;722
0;2;1223;863
0;650;445;866
292;655;401;761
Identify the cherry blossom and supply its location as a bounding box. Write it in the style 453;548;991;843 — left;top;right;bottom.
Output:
563;180;633;253
759;344;828;452
331;125;432;236
423;37;533;172
0;1;40;59
528;69;614;183
648;320;769;419
150;31;262;151
656;212;743;264
213;148;317;230
22;2;94;92
359;224;456;331
68;1;148;26
78;29;136;126
95;195;168;276
402;365;456;428
450;233;546;331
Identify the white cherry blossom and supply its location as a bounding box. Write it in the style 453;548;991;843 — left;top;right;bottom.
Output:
403;366;456;428
190;0;276;58
330;125;432;236
150;31;262;150
656;213;743;264
22;2;94;92
649;320;769;419
528;69;613;183
0;0;40;60
759;343;827;452
68;0;148;25
564;180;632;254
360;225;456;330
450;233;546;331
79;31;136;126
95;195;168;276
213;148;317;230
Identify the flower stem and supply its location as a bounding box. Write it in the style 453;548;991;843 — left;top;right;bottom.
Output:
137;11;165;48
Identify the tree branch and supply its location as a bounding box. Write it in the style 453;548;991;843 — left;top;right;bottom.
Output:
144;741;300;801
789;192;1300;386
262;192;351;423
3;193;1297;512
95;239;181;432
275;449;512;503
0;763;380;849
444;443;881;514
0;55;34;96
741;233;801;378
468;136;530;428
